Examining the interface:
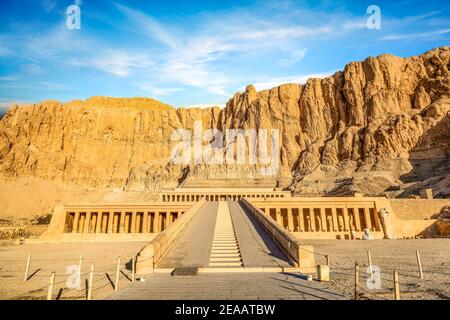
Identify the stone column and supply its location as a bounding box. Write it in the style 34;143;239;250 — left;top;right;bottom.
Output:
320;208;327;231
364;207;372;230
143;212;148;233
91;213;98;234
95;213;102;233
155;212;161;233
131;212;137;233
287;208;294;232
101;213;108;233
327;215;333;233
72;212;80;233
309;210;315;231
353;208;361;231
342;208;350;231
107;212;114;233
373;208;381;231
119;212;125;233
161;212;167;231
165;213;171;227
298;208;305;232
276;209;282;226
112;213;119;233
84;212;91;233
331;207;339;231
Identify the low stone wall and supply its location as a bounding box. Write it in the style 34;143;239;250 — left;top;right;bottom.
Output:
240;198;315;269
389;199;450;220
136;199;206;274
292;231;384;240
392;220;437;238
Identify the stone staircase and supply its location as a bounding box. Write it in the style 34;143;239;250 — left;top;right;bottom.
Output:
208;202;243;267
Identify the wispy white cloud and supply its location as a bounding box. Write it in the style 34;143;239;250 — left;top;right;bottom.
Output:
0;81;73;91
0;75;20;81
21;64;44;76
135;83;183;97
3;1;448;108
279;49;307;67
234;26;331;41
342;19;367;30
0;36;13;57
248;71;336;91
112;4;340;99
181;103;225;109
0;99;28;112
41;0;56;12
0;102;11;111
113;2;180;48
381;28;450;41
79;49;154;77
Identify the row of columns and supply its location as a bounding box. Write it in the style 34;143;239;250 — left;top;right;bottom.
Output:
161;193;287;202
262;207;381;232
161;194;203;202
69;211;183;234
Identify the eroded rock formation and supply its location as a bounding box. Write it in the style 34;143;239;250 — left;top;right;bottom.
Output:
0;47;449;199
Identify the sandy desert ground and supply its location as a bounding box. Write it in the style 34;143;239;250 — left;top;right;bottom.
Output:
306;239;450;300
0;241;148;300
0;239;449;300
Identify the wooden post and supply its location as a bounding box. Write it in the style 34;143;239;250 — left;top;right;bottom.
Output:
132;253;136;282
78;252;83;282
87;263;94;300
394;270;400;300
24;254;31;282
115;257;121;292
416;249;423;279
367;250;373;275
47;272;56;300
354;262;359;300
325;255;329;266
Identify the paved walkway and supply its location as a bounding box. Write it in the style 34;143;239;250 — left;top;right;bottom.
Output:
157;202;218;268
109;273;344;300
228;201;291;268
158;201;291;269
109;201;343;300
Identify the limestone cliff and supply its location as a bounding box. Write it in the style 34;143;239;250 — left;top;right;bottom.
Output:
0;47;449;200
218;46;450;197
0;96;221;191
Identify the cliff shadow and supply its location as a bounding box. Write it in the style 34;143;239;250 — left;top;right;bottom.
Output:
398;115;450;198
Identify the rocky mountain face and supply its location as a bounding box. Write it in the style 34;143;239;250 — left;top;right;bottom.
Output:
0;96;221;191
0;47;449;199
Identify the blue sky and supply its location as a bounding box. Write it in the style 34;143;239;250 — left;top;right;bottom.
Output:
0;0;449;112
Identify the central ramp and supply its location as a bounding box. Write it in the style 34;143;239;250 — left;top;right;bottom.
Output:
208;202;243;267
158;200;291;270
